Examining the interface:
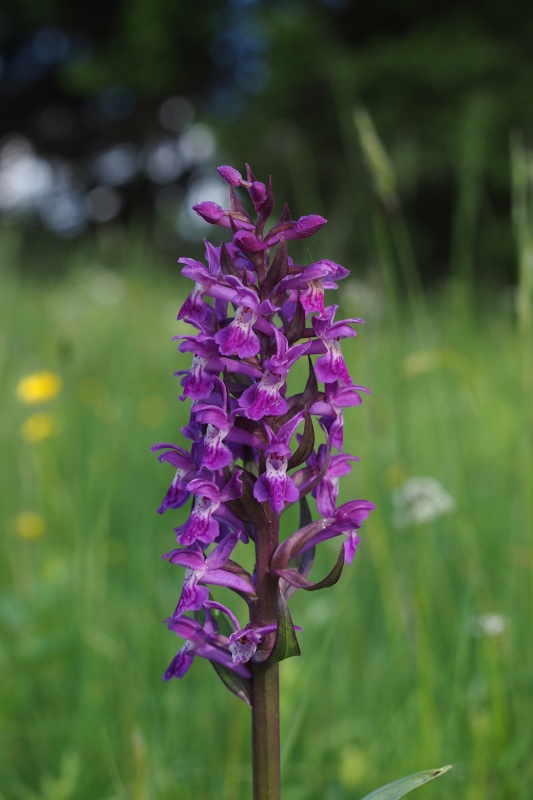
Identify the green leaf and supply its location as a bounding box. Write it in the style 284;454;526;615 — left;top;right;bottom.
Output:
263;234;288;296
275;544;345;592
299;495;313;529
287;408;315;469
360;766;452;800
300;355;319;408
210;661;252;707
205;607;233;637
284;298;305;344
268;591;301;663
282;498;316;599
219;242;241;279
227;468;268;532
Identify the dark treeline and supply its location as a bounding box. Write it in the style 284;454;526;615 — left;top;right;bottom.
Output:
1;0;533;284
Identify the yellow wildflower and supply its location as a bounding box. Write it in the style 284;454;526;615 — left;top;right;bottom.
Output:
21;412;60;443
16;371;62;404
15;511;45;540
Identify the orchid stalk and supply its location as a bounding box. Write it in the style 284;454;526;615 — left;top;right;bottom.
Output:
152;164;375;800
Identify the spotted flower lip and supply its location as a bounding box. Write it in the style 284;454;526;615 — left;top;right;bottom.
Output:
253;444;300;513
305;305;364;385
238;331;310;421
204;600;302;665
193;377;235;470
214;287;262;358
154;164;374;690
228;624;277;664
253;413;305;513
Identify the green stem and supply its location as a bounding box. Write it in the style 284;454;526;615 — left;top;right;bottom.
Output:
251;510;281;800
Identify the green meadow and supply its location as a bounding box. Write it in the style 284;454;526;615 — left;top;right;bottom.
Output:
0;163;532;800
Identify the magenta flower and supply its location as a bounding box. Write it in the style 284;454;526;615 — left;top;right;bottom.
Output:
253;413;305;513
153;163;375;733
307;305;364;385
193;378;235;470
213;286;271;358
164;611;250;680
277;259;350;315
307;444;359;517
150;440;203;512
329;500;376;563
238;330;309;420
165;533;255;616
175;472;244;546
310;381;370;449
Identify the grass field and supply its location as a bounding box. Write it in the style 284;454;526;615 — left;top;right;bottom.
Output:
0;219;531;800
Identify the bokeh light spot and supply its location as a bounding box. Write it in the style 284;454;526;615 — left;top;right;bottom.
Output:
86;185;121;223
159;96;194;133
14;511;46;541
20;412;61;442
137;395;169;427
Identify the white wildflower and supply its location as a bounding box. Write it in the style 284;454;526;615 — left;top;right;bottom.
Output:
471;613;508;638
392;476;456;528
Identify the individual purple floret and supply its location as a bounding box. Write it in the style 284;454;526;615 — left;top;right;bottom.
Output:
164;611;251;680
307;445;359;517
165;533;255;616
153;164;374;707
253;413;305;513
276;259;350;316
175;472;244;546
238;330;309;420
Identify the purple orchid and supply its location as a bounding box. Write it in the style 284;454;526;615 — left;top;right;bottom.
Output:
228;625;276;664
238;329;309;420
153;163;375;796
193;377;235;470
307;305;364;385
213;286;275;358
253;413;305;513
204;599;293;665
164;611;250;680
309;381;370;449
307;444;359;517
165;533;255;616
150;439;204;512
175;471;244;546
277;259;350;316
329;499;376;564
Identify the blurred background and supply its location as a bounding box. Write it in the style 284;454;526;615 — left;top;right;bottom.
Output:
1;1;532;798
